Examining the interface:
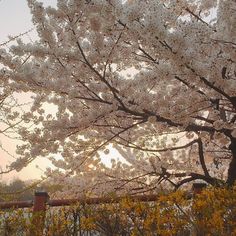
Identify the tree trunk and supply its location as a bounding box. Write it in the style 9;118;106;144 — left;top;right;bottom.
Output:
227;137;236;186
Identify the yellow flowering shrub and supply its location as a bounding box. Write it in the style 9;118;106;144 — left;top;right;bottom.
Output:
0;186;235;235
191;186;236;235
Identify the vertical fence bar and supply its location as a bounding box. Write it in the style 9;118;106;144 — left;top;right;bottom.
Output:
192;183;207;195
192;183;207;236
32;191;49;235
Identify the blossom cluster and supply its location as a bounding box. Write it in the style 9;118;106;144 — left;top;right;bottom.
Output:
0;0;235;193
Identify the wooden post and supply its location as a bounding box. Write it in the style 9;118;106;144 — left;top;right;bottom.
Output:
192;183;207;236
32;191;49;235
192;183;207;195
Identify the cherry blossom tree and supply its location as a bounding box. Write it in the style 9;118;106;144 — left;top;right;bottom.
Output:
0;89;31;175
1;0;235;195
0;29;42;178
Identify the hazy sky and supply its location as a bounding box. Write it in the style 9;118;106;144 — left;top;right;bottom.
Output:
0;0;57;43
0;0;57;182
0;0;121;182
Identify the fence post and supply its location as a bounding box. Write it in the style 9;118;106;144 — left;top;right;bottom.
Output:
191;183;207;236
32;191;49;235
192;183;207;195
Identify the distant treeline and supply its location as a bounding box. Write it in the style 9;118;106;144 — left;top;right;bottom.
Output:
0;179;61;202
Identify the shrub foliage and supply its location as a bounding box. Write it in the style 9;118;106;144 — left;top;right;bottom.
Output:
0;186;235;235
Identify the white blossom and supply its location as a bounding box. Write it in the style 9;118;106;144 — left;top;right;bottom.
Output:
0;0;235;195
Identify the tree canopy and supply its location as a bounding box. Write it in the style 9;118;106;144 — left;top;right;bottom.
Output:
0;0;235;195
0;88;30;175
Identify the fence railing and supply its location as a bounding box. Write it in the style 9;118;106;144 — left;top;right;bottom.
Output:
0;183;206;234
0;183;206;210
0;191;161;235
0;192;161;209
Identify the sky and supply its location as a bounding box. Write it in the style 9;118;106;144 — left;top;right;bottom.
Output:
0;0;57;182
0;0;123;182
0;0;57;43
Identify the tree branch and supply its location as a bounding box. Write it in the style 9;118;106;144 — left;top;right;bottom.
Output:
197;138;210;177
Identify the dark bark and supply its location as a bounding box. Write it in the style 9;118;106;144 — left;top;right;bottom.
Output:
230;96;236;109
227;137;236;186
175;173;223;189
